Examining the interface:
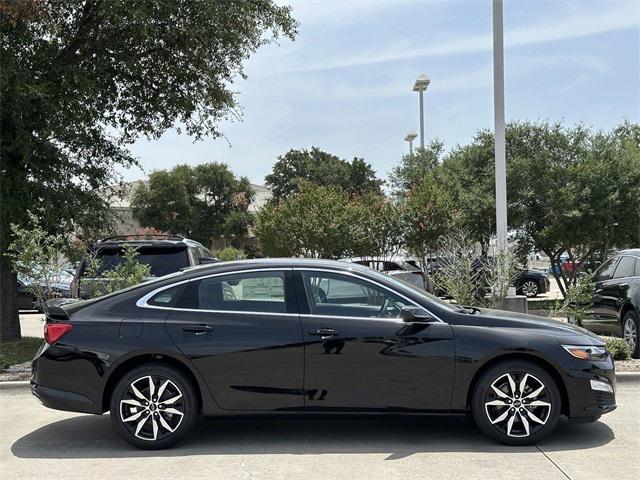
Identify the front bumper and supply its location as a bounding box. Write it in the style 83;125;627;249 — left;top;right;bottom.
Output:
563;356;617;418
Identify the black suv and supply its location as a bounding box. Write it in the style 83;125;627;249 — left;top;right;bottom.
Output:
573;249;640;358
71;235;217;299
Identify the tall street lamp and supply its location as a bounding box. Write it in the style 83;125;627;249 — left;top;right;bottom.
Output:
493;0;507;251
413;74;430;149
404;131;417;155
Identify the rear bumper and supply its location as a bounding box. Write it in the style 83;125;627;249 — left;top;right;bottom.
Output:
31;381;99;414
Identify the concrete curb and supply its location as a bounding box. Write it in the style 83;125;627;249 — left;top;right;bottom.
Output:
616;372;640;384
0;372;638;391
0;380;30;390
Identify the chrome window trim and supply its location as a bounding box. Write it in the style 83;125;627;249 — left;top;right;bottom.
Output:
136;266;444;322
136;268;291;314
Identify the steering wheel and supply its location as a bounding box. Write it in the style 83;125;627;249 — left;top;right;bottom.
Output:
379;298;403;318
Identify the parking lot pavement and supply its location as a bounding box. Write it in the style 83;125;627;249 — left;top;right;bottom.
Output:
1;383;638;480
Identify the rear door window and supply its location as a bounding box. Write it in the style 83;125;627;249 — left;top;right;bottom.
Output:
177;271;288;313
613;256;637;279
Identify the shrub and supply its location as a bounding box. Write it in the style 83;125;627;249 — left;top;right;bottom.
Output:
605;337;631;360
214;247;246;262
0;353;10;371
82;244;151;298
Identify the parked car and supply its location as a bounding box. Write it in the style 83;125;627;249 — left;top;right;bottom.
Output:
341;256;433;292
570;249;640;358
514;270;551;298
71;235;218;298
428;257;550;299
17;271;72;311
34;258;615;449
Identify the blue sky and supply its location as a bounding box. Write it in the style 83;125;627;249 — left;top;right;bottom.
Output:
122;0;640;186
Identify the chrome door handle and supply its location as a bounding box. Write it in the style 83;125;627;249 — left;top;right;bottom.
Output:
182;324;213;335
308;328;338;337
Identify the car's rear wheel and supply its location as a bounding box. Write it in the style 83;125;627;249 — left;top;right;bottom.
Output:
110;363;198;449
471;360;561;445
519;280;539;298
622;311;639;359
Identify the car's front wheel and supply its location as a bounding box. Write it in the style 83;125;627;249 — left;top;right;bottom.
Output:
518;280;539;298
622;310;639;359
110;363;198;449
471;360;561;445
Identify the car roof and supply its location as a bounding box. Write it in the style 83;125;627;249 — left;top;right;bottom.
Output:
617;249;640;258
94;235;206;249
179;258;373;277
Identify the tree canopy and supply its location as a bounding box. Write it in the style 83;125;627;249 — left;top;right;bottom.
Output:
0;0;296;340
131;163;254;245
264;147;383;201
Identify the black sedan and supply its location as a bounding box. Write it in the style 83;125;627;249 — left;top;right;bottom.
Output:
515;269;551;298
32;259;616;449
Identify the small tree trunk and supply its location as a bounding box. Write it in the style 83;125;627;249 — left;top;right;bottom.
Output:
546;251;567;298
0;254;21;341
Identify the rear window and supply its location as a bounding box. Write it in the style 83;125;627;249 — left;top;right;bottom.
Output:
91;246;189;278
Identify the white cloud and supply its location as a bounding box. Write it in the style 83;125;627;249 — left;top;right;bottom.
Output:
280;2;639;72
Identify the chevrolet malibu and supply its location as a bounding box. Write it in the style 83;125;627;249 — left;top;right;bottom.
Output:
32;259;616;449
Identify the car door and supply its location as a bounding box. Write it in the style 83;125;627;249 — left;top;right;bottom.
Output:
296;269;455;411
600;256;638;335
583;257;619;334
164;268;304;411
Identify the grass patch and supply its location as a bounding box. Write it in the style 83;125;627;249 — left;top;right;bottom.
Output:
0;337;43;370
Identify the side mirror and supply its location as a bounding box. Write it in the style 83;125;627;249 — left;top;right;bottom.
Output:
199;257;220;265
400;306;432;323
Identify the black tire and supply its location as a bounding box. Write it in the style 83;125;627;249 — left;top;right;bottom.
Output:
471;360;561;446
622;310;640;359
109;363;198;449
518;280;539;298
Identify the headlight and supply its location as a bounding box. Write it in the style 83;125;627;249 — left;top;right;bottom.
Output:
562;345;608;361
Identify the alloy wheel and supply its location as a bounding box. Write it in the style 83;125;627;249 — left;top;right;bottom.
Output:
624;318;637;352
484;372;551;438
521;281;538;297
119;375;185;442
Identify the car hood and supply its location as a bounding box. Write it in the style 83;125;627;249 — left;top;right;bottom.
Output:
473;308;602;341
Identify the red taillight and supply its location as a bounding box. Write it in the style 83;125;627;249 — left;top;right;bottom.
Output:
44;323;73;344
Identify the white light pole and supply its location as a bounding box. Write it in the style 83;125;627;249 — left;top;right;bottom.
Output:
493;0;507;251
404;131;418;155
413;74;430;149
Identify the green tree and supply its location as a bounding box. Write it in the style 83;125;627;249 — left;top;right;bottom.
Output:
8;213;69;312
0;0;296;340
265;147;383;201
348;194;405;261
402;174;453;268
439;132;496;247
389;140;445;192
257;183;353;258
131;163;254;245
